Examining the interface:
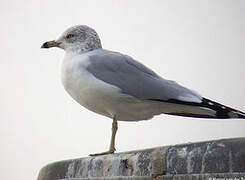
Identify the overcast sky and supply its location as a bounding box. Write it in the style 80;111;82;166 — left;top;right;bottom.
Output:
1;0;245;179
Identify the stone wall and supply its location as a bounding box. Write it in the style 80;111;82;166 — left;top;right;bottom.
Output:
37;137;245;180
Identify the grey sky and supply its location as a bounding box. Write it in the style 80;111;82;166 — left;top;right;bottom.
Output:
0;0;245;179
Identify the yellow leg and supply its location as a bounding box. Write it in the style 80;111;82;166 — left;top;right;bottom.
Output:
90;116;118;156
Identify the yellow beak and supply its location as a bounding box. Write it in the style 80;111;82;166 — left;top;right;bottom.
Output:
41;40;60;48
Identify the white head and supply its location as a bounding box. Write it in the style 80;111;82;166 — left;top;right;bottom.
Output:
41;25;102;53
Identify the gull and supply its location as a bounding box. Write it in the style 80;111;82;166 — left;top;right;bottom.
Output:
41;25;245;156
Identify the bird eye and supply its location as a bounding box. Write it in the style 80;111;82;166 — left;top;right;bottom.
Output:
66;34;75;39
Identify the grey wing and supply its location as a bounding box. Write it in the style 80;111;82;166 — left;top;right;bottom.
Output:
87;50;202;103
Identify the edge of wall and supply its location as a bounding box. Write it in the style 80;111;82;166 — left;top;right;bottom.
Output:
37;137;245;180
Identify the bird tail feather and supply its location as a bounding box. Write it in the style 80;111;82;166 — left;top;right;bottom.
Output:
200;98;245;119
150;98;245;119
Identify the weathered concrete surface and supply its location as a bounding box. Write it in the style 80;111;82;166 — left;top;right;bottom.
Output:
45;173;245;179
37;137;245;180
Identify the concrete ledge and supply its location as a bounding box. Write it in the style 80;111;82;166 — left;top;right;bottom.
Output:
37;137;245;180
46;173;245;180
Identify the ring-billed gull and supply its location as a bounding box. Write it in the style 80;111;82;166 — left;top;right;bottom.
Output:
41;25;245;156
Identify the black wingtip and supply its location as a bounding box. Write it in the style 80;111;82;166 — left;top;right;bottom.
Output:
202;98;245;119
149;98;245;119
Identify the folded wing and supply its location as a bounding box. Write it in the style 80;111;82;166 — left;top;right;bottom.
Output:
86;49;245;119
87;50;202;103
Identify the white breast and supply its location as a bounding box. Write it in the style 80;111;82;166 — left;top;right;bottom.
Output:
60;51;126;118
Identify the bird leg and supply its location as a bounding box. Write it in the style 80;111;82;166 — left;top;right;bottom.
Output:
90;116;118;156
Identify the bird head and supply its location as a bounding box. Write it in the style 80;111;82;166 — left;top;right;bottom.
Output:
41;25;102;53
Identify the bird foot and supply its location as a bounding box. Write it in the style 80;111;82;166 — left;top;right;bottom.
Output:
89;149;115;156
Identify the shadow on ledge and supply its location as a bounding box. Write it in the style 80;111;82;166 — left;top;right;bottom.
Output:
37;137;245;180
